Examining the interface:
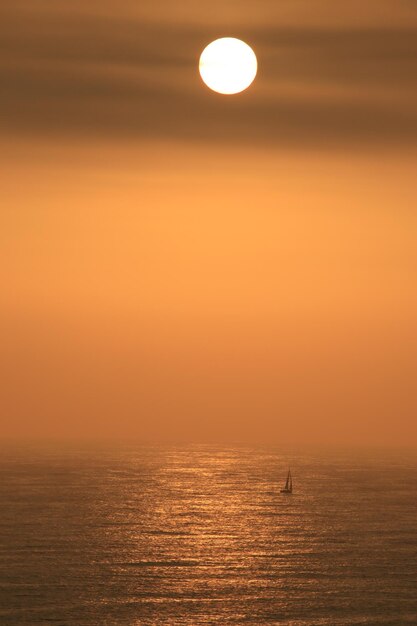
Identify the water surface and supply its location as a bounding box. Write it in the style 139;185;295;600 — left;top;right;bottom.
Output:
0;444;416;625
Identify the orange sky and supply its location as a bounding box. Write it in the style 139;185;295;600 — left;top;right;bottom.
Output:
1;1;416;445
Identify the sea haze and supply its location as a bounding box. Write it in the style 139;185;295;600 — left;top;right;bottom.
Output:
0;444;416;625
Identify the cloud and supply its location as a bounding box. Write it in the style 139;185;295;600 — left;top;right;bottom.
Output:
1;2;416;148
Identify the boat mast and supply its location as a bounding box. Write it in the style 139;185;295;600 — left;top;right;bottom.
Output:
285;469;290;490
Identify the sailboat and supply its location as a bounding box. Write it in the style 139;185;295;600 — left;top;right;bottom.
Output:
280;468;293;494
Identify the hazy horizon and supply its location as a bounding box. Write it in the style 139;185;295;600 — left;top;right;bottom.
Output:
1;0;416;446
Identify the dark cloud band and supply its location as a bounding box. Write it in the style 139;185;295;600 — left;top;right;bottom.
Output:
1;4;416;148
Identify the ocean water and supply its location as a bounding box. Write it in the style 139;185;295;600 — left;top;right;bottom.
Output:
0;444;416;625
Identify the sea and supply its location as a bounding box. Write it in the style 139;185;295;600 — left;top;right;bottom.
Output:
0;444;416;625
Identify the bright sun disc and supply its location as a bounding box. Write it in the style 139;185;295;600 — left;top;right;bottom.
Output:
199;38;257;95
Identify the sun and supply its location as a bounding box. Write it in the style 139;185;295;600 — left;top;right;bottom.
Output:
199;38;257;95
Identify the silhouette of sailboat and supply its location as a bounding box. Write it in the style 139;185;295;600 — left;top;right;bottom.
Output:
280;468;293;494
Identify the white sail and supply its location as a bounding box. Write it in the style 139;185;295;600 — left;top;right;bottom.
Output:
285;470;290;490
281;468;293;494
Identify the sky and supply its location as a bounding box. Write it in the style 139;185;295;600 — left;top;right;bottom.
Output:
1;0;416;445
